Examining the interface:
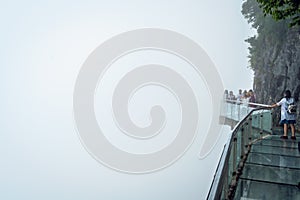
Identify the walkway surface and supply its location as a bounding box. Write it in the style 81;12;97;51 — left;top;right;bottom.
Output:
234;128;300;199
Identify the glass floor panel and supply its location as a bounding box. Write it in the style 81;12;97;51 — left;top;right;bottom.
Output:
247;152;300;169
251;144;300;157
240;163;300;185
254;139;299;149
235;178;300;200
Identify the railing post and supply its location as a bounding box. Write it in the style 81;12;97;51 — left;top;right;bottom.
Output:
260;111;263;139
249;116;252;144
224;164;228;199
238;103;241;121
233;137;237;173
230;102;234;120
241;126;245;156
270;109;273;133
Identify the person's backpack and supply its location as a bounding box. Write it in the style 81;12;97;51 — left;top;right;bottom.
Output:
286;101;297;115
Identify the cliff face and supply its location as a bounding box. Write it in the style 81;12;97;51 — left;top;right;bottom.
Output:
242;0;300;128
253;28;300;104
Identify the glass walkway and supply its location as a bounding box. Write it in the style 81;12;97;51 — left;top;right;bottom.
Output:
207;101;300;200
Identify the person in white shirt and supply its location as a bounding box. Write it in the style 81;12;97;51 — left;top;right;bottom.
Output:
236;89;243;101
228;91;236;101
270;90;296;140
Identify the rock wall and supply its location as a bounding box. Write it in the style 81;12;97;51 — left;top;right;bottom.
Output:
252;27;300;128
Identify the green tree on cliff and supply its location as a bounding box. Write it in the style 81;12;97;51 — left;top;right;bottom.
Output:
256;0;300;27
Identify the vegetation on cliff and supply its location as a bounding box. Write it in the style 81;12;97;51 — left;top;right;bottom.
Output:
256;0;300;27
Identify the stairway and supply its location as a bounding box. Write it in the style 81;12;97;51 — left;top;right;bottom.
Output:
234;129;300;200
207;103;300;200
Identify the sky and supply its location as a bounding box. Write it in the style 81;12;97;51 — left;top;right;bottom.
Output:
0;0;254;199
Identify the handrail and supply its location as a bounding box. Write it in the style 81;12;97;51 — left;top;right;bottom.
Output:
206;106;271;200
224;99;270;108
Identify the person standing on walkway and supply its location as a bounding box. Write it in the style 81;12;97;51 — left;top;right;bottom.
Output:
248;89;256;108
236;89;243;101
270;90;296;140
228;90;236;101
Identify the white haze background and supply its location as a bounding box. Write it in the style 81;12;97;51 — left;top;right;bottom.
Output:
0;0;253;199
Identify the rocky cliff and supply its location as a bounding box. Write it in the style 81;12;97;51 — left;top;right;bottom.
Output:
242;0;300;128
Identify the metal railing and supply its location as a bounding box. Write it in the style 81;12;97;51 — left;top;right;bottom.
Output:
207;101;273;200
